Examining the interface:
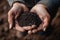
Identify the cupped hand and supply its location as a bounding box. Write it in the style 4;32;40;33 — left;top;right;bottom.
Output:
29;4;50;34
8;3;29;31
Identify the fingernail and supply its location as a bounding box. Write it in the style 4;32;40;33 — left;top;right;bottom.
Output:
43;28;46;31
28;30;32;34
9;24;12;29
32;30;37;33
32;25;36;28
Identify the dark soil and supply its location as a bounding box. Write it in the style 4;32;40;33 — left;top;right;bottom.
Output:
17;12;42;27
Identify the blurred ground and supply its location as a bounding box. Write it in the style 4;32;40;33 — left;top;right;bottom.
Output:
0;0;60;40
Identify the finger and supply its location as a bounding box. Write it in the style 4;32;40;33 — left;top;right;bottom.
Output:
31;25;36;28
14;7;22;19
9;24;12;29
8;10;14;29
23;26;32;30
15;11;20;19
15;27;25;32
38;24;46;31
32;29;38;33
43;27;46;31
37;24;43;30
28;30;32;34
15;24;25;32
23;25;36;30
32;24;43;33
42;17;49;31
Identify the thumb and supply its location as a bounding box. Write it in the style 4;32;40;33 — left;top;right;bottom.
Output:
9;24;13;29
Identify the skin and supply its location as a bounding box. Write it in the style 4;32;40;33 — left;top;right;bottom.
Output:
8;3;50;34
8;3;29;32
30;4;50;33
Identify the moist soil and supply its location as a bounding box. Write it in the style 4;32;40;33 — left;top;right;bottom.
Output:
17;12;42;27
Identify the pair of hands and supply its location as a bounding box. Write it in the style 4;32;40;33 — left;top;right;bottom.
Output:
8;3;50;34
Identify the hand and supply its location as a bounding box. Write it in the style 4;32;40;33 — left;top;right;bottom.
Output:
30;4;50;33
13;21;25;32
22;25;36;34
8;3;29;29
23;25;36;30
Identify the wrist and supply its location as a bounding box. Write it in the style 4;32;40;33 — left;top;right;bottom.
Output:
35;4;46;8
12;3;22;9
13;3;27;10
